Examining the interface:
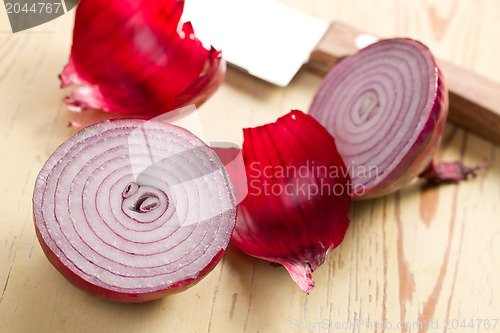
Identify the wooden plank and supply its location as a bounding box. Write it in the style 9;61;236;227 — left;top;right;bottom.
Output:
0;1;499;332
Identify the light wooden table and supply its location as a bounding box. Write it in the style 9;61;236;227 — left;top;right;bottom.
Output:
1;1;499;332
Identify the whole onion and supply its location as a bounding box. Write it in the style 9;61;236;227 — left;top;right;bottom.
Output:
33;119;236;303
309;38;448;199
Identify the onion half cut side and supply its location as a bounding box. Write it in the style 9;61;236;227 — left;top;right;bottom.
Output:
309;38;448;199
33;119;236;303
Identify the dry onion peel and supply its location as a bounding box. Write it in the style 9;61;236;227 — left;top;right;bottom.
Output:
419;160;490;184
231;110;351;293
33;119;236;303
309;38;450;199
60;0;225;118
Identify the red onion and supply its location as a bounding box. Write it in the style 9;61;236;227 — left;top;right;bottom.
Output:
420;160;489;184
309;38;449;199
60;0;225;118
231;110;351;293
33;119;236;303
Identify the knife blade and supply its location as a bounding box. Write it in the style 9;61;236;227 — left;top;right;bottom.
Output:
182;0;328;87
182;0;500;144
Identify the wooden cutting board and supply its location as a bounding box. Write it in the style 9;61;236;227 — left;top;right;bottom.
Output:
1;1;499;332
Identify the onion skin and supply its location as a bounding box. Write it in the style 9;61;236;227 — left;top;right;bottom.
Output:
60;0;225;118
363;69;448;199
35;224;225;303
33;119;236;303
420;160;489;184
231;110;351;293
309;38;449;199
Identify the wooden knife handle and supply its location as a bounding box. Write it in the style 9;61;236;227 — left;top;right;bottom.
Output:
308;22;500;144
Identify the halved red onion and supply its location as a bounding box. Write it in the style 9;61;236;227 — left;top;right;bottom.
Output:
33;119;236;303
231;110;351;293
309;38;448;199
60;0;225;118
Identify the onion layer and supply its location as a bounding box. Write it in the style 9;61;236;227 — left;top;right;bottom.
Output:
309;38;448;199
33;119;236;303
60;0;225;118
231;110;351;293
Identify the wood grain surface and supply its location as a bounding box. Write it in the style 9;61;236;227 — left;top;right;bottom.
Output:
1;1;499;332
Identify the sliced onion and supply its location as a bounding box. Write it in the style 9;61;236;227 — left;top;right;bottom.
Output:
33;119;236;303
60;0;225;118
231;110;351;293
309;38;448;199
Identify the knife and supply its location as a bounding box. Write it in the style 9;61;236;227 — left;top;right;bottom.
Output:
182;0;500;144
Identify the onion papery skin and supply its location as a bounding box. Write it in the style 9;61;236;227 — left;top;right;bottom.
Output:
309;38;448;199
33;119;236;303
60;0;225;119
231;110;351;293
